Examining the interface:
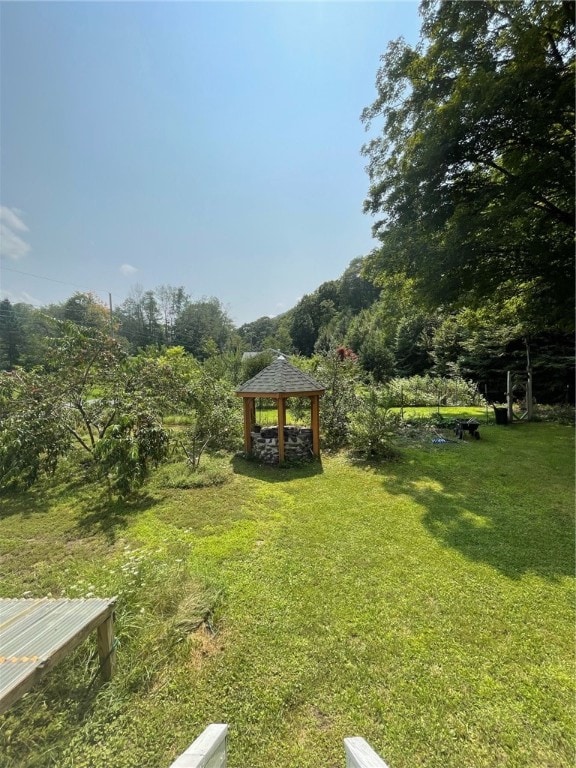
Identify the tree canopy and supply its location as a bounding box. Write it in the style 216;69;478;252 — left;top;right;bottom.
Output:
362;0;575;330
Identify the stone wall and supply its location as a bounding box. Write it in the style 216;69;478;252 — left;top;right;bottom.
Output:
250;425;313;464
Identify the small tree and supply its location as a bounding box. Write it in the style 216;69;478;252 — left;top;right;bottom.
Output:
93;414;170;496
312;349;360;449
349;387;401;461
181;368;242;470
0;323;184;495
0;369;70;489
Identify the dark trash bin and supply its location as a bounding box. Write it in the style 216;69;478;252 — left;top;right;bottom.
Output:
493;406;508;425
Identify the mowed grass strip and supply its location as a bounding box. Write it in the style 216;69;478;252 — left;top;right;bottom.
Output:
0;422;573;768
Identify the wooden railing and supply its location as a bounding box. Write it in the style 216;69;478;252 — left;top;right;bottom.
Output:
169;724;228;768
344;736;390;768
169;725;390;768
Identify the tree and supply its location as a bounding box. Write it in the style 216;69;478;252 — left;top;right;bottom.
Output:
0;324;186;494
289;303;317;356
394;314;434;377
349;386;401;460
11;304;57;369
173;298;234;360
115;285;162;350
62;292;111;331
339;257;380;313
237;316;277;351
0;299;22;370
345;273;426;382
180;366;242;470
362;0;575;330
156;284;189;344
310;349;361;449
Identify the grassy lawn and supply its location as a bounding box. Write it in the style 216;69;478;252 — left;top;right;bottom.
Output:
0;422;573;767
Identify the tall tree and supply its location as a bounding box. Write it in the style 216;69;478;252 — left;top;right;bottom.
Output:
362;0;575;330
156;284;189;344
173;298;234;360
0;299;22;370
62;292;110;330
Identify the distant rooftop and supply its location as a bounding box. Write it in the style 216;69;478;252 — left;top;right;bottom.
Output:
236;356;325;396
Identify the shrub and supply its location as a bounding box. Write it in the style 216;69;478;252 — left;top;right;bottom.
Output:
349;387;401;461
313;350;360;449
384;375;484;407
532;404;575;425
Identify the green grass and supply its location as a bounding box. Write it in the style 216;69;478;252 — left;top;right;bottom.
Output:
0;422;573;768
390;404;488;421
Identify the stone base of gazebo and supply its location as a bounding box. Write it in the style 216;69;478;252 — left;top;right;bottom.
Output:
250;425;313;464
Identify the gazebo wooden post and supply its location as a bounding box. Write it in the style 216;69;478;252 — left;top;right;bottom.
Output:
310;394;320;457
242;397;254;455
277;396;286;463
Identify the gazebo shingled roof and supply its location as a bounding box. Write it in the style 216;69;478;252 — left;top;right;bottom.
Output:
235;356;325;395
235;356;325;461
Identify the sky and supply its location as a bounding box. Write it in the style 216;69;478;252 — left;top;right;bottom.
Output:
0;1;421;327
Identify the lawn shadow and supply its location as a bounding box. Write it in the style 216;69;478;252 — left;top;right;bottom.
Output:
365;460;574;581
75;491;159;543
0;464;93;520
231;454;324;483
0;486;54;519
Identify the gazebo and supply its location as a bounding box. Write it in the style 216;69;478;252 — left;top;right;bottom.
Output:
236;356;325;463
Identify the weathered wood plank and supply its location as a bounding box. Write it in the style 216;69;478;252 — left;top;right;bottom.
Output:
96;613;116;682
169;724;228;768
311;394;320;456
277;396;286;462
344;737;390;768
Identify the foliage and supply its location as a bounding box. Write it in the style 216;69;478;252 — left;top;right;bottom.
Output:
0;298;22;370
0;369;70;489
93;414;170;497
237;316;277;351
429;296;575;402
362;0;575;331
0;324;184;495
311;349;360;449
532;403;575;426
345;273;429;382
155;457;233;489
173;297;235;360
384;374;484;408
180;369;242;470
240;350;275;383
62;292;111;331
348;386;401;460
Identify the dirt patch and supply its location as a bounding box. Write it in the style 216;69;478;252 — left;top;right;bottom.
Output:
187;625;225;669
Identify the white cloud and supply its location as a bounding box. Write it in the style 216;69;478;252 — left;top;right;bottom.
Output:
0;206;30;260
120;263;138;276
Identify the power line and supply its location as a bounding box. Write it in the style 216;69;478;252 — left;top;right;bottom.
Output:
0;265;111;297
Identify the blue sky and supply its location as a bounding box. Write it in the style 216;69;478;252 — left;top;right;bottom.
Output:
0;1;421;326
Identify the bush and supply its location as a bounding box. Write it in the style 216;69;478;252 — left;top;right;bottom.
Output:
155;458;232;488
384;375;484;407
349;387;401;461
532;404;575;425
314;351;360;449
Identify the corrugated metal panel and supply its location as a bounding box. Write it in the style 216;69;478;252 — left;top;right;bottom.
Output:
0;597;115;714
